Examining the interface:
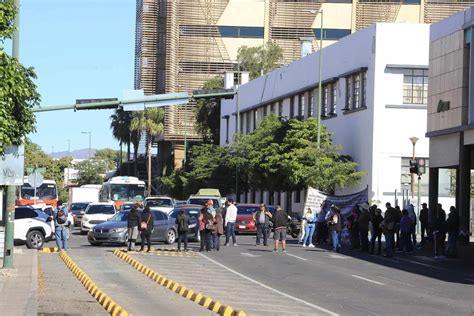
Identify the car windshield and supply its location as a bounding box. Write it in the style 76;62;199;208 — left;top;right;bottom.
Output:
146;199;172;207
109;212;129;222
237;206;259;215
188;198;220;208
111;184;146;202
86;205;115;215
70;203;89;212
170;208;200;220
121;204;133;211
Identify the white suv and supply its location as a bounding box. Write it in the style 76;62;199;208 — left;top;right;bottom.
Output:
145;196;175;214
81;202;116;234
14;206;53;249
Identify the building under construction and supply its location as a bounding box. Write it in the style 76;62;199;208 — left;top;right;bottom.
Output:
134;0;473;174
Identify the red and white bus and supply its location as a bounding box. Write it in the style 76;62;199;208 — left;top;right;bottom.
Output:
16;178;59;208
99;176;146;209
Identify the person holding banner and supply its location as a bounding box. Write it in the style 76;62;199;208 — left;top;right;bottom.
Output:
302;207;316;247
328;205;342;252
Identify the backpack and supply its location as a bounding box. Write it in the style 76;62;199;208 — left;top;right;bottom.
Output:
178;215;189;232
205;218;214;231
56;209;67;225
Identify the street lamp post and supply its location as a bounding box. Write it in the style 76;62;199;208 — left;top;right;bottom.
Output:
82;131;92;159
235;62;241;201
409;137;419;200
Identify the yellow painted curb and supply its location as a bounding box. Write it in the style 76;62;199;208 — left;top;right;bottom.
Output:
120;248;197;257
113;249;246;316
42;247;58;253
59;250;129;316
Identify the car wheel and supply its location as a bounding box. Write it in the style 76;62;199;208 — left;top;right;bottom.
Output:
123;233;129;246
166;229;176;244
26;230;45;249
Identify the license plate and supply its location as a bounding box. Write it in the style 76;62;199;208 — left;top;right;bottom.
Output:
239;225;246;229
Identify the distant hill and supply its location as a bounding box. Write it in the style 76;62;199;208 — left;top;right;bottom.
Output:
50;148;97;160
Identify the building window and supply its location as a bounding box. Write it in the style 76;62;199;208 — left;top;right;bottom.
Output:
290;96;295;119
298;94;305;118
240;113;244;134
322;86;329;117
218;26;264;38
294;190;301;203
344;71;367;111
246;112;251;134
308;91;314;117
253;110;258;131
263;105;268;117
278;101;283;116
403;69;428;104
330;83;337;115
223;115;230;144
271;103;275;114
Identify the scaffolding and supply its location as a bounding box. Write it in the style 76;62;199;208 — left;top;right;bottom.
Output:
424;0;474;24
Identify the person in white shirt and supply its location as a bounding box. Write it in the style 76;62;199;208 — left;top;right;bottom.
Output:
224;199;238;246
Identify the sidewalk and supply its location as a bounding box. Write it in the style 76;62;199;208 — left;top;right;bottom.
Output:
0;248;38;316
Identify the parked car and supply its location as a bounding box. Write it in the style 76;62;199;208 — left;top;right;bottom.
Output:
69;202;91;226
187;195;222;209
14;206;53;249
234;204;276;234
87;209;177;246
81;202;116;234
169;204;202;241
145;196;175;214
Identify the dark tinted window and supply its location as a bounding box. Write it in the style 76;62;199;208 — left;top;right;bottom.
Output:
15;207;38;219
188;198;220;208
86;205;115;215
109;212;129;222
170;208;200;220
70;203;90;212
146;198;173;207
153;211;166;221
218;26;264;38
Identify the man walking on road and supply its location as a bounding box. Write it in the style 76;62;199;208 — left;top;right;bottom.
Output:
253;204;272;246
272;206;289;252
224;199;238;246
176;208;190;252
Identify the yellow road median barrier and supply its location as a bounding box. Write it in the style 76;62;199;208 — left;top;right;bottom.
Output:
113;248;246;316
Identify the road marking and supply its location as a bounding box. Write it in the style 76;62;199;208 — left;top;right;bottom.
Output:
240;252;261;258
328;254;348;259
199;253;339;316
377;276;416;287
351;274;385;285
286;253;308;261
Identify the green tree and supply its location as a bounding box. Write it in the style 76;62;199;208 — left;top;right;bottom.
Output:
94;148;123;171
237;42;283;80
110;109;132;167
130;108;164;193
194;76;224;144
0;0;40;155
75;160;105;186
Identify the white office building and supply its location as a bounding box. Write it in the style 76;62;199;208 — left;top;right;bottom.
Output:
220;23;452;213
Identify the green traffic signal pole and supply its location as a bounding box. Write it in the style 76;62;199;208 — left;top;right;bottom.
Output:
32;91;236;113
4;0;20;269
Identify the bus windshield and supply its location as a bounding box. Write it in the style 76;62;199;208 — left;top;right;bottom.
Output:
111;184;145;202
20;183;57;200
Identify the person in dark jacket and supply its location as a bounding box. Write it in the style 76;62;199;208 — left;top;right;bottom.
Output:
446;206;459;258
272;207;289;252
346;207;360;250
358;204;370;252
176;208;190;252
382;202;397;257
139;206;154;252
213;209;224;251
369;208;384;255
394;205;402;248
127;204;142;251
433;203;447;259
419;203;429;244
399;209;413;253
253;204;273;246
199;206;213;252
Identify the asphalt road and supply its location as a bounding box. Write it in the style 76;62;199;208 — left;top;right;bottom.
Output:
38;229;474;315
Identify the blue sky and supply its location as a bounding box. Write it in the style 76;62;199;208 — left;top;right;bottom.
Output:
11;0;135;154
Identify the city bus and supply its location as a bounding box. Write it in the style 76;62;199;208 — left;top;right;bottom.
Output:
16;178;59;208
99;176;146;209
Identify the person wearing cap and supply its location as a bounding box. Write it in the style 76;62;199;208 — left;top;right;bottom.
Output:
419;203;429;244
328;205;342;252
272;206;289;252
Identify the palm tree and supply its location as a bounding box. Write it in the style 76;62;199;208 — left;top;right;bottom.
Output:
110;110;131;173
130;108;164;194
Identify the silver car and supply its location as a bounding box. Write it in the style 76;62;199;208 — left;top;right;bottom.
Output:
87;210;177;246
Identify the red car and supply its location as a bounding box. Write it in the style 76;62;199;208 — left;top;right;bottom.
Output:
235;204;276;234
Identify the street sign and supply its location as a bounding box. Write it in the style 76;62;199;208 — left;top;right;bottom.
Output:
28;171;44;188
0;145;25;185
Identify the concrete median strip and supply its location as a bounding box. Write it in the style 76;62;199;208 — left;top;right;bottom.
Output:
112;249;246;316
58;250;129;316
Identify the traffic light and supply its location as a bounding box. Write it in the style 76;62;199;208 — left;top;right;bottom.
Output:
409;159;419;174
417;158;426;174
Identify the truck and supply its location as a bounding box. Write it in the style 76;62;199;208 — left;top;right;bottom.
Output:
68;185;101;204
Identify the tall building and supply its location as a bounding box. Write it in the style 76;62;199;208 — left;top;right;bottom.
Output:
428;8;474;241
134;0;474;172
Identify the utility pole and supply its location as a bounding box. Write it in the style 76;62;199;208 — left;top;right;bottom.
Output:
235;62;241;202
4;0;20;269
